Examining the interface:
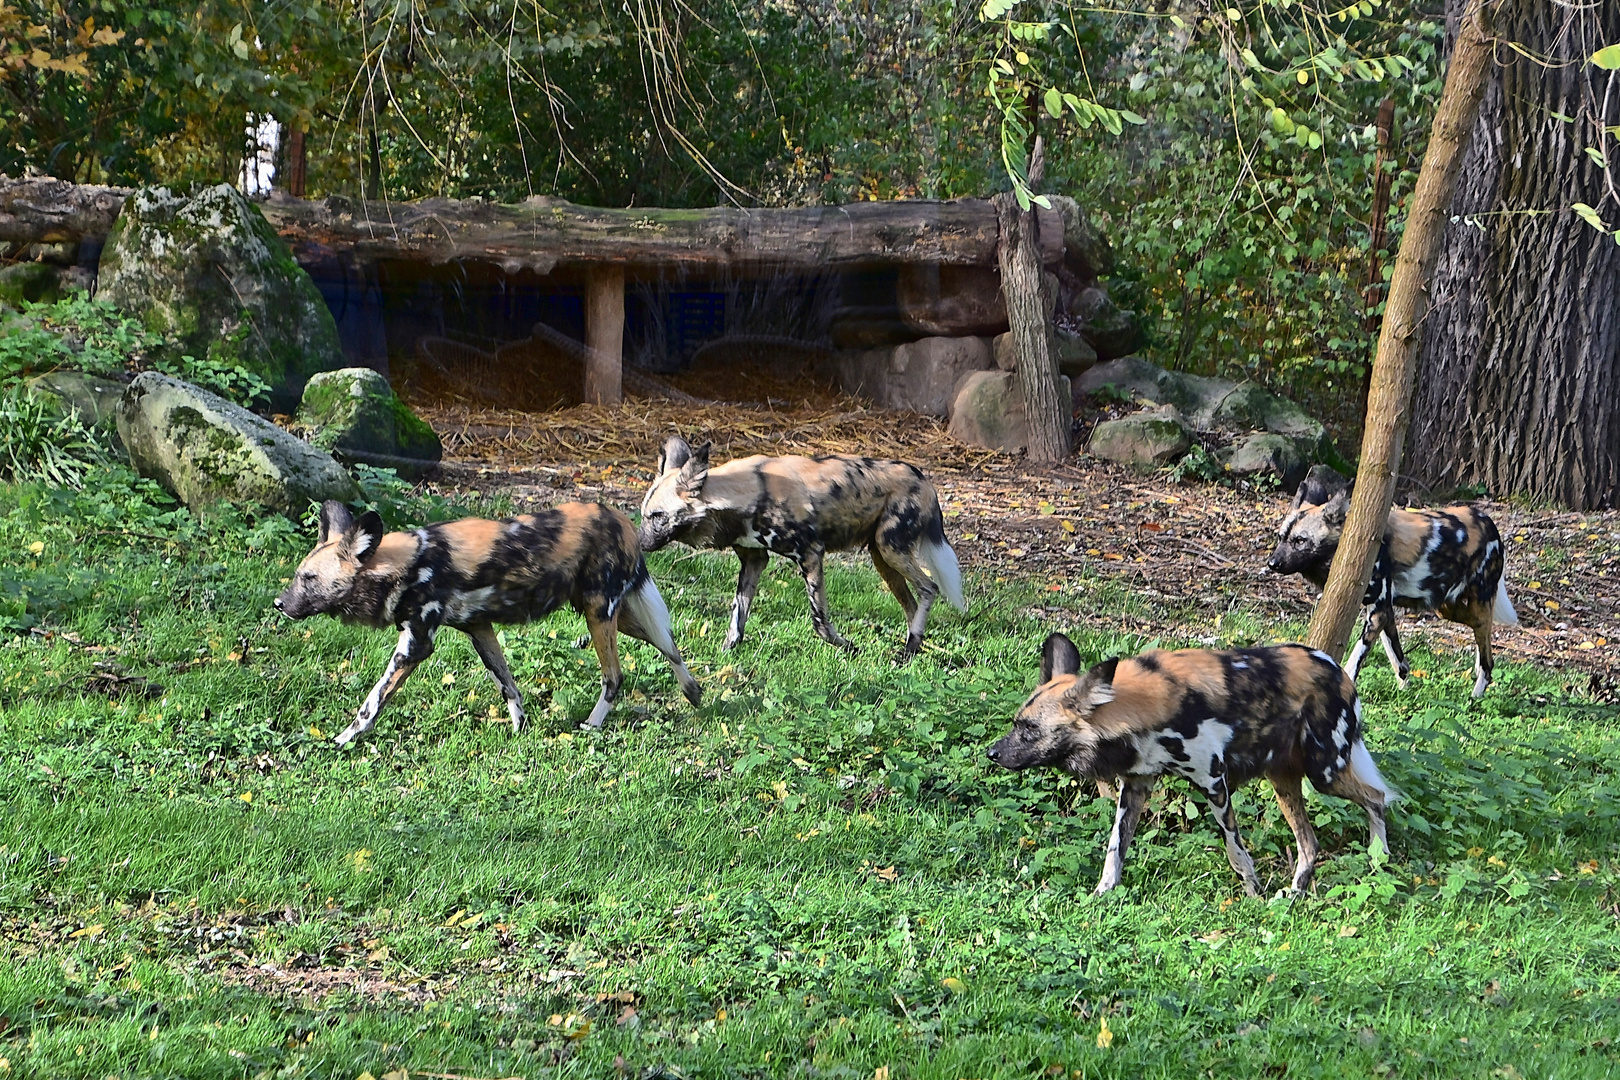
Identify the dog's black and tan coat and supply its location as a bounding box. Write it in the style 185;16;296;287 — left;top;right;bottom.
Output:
987;633;1393;896
1268;468;1517;697
638;436;964;655
276;500;701;744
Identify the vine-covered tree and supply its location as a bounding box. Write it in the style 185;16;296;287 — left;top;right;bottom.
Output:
1407;0;1620;509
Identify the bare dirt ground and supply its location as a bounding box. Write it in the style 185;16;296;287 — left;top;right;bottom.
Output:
409;391;1619;693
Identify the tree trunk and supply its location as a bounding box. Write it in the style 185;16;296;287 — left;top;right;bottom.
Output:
1306;0;1496;659
1407;0;1620;510
995;191;1070;464
286;126;308;199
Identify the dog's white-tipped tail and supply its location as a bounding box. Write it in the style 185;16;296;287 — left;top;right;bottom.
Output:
1348;739;1399;804
1493;579;1518;626
920;538;965;612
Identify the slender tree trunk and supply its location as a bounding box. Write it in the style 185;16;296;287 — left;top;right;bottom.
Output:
1307;0;1496;659
286;126;308;198
995;190;1070;463
1408;0;1620;510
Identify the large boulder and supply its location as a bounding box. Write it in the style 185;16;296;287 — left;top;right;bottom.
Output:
97;185;345;412
993;327;1097;378
896;265;1009;337
296;367;441;478
947;370;1071;453
1220;432;1311;490
1087;405;1193;467
1068;286;1142;361
0;262;63;308
828;335;996;417
1047;195;1114;281
117;372;358;515
1079;356;1330;446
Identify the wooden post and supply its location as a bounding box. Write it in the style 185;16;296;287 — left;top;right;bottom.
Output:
1306;0;1494;659
286;125;307;198
584;264;625;405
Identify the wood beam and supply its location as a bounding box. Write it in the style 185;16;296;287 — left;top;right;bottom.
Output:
584;265;625;405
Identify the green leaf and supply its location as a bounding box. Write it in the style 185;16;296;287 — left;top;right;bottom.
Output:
979;0;1020;19
1044;87;1063;119
1120;109;1147;125
1572;202;1608;232
1586;146;1609;169
1590;44;1620;69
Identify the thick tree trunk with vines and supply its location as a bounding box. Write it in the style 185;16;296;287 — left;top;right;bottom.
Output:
995;192;1070;464
1408;0;1620;510
1306;0;1496;659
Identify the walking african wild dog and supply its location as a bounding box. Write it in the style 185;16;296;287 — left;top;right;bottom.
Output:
1268;466;1517;698
987;633;1393;896
637;436;965;656
274;500;702;745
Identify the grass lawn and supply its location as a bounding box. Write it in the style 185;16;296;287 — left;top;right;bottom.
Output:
2;468;1619;1079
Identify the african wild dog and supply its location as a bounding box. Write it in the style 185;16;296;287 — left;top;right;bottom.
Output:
987;633;1393;896
637;436;965;655
1268;467;1517;698
275;500;702;744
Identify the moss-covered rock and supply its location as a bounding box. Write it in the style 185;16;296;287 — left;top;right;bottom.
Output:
947;369;1071;452
0;262;63;308
116;372;358;516
97;185;344;412
1219;432;1312;489
295;367;442;478
1087;405;1193;467
25;371;127;446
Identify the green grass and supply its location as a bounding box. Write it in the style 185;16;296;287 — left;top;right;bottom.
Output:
3;468;1620;1079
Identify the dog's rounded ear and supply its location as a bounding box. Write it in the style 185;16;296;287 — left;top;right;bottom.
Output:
318;500;355;545
347;510;386;563
1064;656;1120;710
1040;632;1082;682
1323;488;1351;526
677;442;711;494
658;435;692;475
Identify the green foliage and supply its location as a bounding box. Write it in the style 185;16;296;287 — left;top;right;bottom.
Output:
0;295;153;387
0;388;109;488
1166;443;1224;484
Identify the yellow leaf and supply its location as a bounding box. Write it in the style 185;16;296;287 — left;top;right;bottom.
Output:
368;946;390;962
1277;941;1291;951
1529;580;1542;589
69;923;104;939
457;911;485;929
356;1073;376;1080
238;792;253;804
27;541;43;555
443;908;467;927
1061;519;1076;533
1097;1016;1114;1048
1545;600;1560;611
567;1018;593;1040
441;672;455;684
308;725;324;738
1338;925;1358;937
351;848;373;871
942;977;966;994
1578;641;1595;650
1468;846;1485;857
874;1068;890;1080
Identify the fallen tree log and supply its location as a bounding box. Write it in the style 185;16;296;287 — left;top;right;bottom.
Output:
0;176;1064;271
0;176;131;245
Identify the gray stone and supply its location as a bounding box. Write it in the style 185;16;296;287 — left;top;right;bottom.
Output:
26;371;127;434
98;185;345;412
1070;286;1142;361
829;335;995;417
0;262;62;308
1219;432;1312;489
947;369;1071;452
296;367;441;477
993;327;1097;378
1087;405;1192;467
896;265;1008;337
117;372;358;516
1079;356;1330;448
1047;195;1115;281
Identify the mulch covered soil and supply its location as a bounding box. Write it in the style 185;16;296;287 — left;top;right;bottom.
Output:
410;392;1620;692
